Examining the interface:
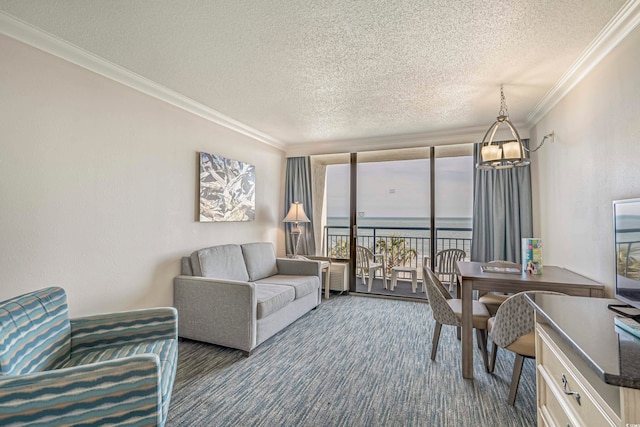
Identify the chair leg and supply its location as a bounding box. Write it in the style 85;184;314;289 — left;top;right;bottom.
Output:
431;322;442;360
489;342;498;373
508;354;525;406
367;273;373;292
476;329;489;372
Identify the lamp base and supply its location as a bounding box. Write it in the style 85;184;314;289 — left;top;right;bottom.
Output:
291;231;301;257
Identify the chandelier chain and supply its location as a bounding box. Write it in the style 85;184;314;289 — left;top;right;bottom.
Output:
498;85;509;117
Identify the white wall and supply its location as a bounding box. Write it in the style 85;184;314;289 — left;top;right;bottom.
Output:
0;35;285;316
530;25;640;296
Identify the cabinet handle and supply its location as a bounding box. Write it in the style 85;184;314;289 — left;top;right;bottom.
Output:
561;374;581;406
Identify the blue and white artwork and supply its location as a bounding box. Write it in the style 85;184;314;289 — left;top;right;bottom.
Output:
199;152;255;222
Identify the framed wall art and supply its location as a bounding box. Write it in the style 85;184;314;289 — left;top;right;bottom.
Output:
199;152;255;222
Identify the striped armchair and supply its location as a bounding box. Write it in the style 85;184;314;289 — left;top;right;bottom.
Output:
0;287;178;426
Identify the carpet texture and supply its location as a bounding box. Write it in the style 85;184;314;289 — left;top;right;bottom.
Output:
166;295;536;427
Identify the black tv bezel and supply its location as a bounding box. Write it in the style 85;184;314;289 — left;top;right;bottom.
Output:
613;197;640;310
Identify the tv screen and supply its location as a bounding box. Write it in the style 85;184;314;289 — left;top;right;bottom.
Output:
614;198;640;309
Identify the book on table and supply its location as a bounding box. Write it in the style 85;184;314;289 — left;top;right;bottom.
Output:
522;238;543;274
614;316;640;340
481;265;522;274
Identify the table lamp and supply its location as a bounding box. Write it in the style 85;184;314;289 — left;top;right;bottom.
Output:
283;202;310;257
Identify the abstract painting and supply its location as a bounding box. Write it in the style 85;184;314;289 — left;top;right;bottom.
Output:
199;152;255;222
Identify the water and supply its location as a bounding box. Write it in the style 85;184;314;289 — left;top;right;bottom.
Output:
326;216;472;239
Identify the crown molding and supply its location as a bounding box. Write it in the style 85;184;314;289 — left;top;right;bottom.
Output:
0;11;285;151
526;0;640;126
285;123;530;157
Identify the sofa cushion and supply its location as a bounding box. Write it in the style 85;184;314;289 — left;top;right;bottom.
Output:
241;242;279;281
191;244;249;281
58;338;178;417
0;287;71;376
255;284;295;319
255;275;319;299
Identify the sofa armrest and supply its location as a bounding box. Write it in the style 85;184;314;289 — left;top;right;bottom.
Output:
0;355;162;426
276;258;322;278
173;276;257;352
70;307;178;354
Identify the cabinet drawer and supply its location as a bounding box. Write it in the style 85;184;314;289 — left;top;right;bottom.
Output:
539;381;573;427
537;325;619;426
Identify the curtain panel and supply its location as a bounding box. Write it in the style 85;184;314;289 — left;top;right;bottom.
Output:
471;140;533;263
284;157;316;256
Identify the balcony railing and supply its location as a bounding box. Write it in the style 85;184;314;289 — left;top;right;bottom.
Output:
324;225;472;278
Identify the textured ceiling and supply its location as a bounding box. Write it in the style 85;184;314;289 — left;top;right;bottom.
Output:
0;0;629;152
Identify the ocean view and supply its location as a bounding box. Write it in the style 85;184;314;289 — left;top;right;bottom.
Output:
323;216;473;262
326;216;472;238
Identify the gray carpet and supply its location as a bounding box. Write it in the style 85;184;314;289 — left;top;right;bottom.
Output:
166;295;536;427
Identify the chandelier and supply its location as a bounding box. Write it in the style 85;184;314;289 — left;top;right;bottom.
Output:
476;85;554;170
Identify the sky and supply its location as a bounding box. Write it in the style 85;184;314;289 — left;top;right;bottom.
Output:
326;156;473;218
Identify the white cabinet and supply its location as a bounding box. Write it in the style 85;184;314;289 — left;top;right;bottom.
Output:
535;320;640;426
328;261;349;293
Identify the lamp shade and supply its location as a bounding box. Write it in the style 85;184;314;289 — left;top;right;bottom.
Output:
283;202;310;223
502;141;523;160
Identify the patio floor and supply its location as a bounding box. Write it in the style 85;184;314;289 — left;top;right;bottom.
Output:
353;276;428;300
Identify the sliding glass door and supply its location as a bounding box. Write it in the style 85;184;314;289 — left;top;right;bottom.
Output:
354;150;430;297
316;143;473;299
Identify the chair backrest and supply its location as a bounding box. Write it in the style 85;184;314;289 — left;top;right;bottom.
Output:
356;245;372;270
490;291;565;348
0;287;71;376
435;249;466;274
423;266;460;327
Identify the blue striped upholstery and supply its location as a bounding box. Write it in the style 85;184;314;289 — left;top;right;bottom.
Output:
70;308;178;354
0;356;161;426
0;287;70;376
0;287;178;426
59;339;178;422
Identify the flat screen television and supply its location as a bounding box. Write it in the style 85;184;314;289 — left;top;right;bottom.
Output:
613;198;640;310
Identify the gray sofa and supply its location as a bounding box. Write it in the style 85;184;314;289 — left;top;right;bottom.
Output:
174;242;321;355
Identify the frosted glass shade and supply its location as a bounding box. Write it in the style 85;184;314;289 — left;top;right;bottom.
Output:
502;141;522;160
481;145;502;162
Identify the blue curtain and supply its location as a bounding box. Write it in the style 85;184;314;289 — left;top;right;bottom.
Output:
284;157;315;256
471;140;533;263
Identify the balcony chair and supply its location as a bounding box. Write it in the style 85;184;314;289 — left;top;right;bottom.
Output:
478;260;521;315
0;287;178;426
423;266;489;368
423;248;466;292
356;245;387;292
487;291;565;405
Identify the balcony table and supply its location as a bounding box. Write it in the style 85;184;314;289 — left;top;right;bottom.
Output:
455;261;605;380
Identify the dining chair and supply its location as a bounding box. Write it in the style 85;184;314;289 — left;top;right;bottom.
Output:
478;260;520;315
423;266;490;369
487;290;565;405
356;245;387;292
424;249;466;291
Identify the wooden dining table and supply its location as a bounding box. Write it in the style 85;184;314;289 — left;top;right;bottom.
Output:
455;261;605;380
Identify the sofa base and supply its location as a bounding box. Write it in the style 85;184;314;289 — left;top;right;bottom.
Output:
175;277;319;355
255;291;318;349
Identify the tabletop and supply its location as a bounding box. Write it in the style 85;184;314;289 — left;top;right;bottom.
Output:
455;260;605;379
456;261;602;286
